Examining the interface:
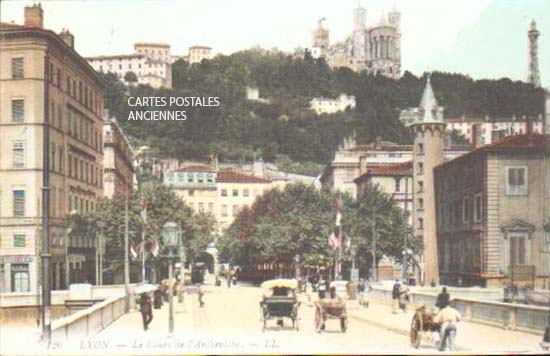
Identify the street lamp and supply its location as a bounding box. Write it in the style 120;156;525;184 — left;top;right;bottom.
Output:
162;221;181;334
177;245;185;303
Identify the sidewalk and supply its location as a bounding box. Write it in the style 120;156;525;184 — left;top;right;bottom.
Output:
344;299;543;354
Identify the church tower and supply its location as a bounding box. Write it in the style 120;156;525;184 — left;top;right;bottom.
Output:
527;19;541;87
409;76;446;285
312;18;330;57
352;3;367;69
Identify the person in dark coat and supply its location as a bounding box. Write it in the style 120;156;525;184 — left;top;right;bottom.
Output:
392;279;401;313
436;287;450;310
153;288;163;309
139;293;153;330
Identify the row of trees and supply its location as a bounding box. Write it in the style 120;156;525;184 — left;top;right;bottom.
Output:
218;183;419;278
72;183;216;281
101;49;546;169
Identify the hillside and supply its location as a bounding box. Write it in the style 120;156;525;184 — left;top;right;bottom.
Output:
102;49;546;165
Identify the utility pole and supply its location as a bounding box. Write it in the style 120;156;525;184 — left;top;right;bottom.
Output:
124;193;130;313
40;53;52;342
371;207;377;282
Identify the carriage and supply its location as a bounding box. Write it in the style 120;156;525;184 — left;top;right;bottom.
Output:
314;298;348;333
259;279;300;332
409;305;443;348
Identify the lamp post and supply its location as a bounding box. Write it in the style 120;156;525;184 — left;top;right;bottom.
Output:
178;245;185;303
96;221;105;286
162;221;181;334
294;254;300;284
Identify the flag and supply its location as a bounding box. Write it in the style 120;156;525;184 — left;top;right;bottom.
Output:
328;232;338;250
151;239;159;257
335;212;342;227
130;242;138;260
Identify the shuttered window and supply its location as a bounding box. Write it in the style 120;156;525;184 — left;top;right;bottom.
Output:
13;190;25;217
11;58;24;79
12;141;25;168
12;100;24;122
13;235;26;247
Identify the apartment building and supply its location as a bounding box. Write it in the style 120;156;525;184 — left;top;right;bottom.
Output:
0;4;104;292
103;114;134;198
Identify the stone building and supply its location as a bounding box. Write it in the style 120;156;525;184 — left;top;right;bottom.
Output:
310;94;356;115
315;4;401;78
163;166;273;231
86;42;172;89
434;134;550;288
102;113;134;198
0;4;104;292
187;45;212;64
408;76;446;285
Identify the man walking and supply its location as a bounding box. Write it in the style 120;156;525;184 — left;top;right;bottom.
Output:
434;302;461;351
139;292;153;331
436;287;450;310
391;279;400;313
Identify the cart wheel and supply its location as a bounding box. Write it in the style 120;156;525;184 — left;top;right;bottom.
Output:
410;312;422;348
315;308;322;333
340;317;348;333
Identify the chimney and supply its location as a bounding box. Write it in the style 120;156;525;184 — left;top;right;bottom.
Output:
359;155;368;176
24;3;44;29
59;28;75;49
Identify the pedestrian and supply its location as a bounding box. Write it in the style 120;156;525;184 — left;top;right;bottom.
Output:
153;288;163;309
398;282;409;313
226;273;232;288
436;287;450;310
198;285;205;307
139;292;153;331
317;278;326;299
391;279;401;314
434;301;461;351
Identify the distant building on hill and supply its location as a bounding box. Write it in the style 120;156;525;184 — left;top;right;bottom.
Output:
310;94;356;115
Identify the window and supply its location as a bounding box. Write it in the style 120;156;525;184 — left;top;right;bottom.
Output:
221;189;227;197
417;162;424;175
506;167;527;196
474;194;482;222
11;264;29;292
463;196;471;223
510;234;527;265
243;189;250;197
12;99;24;122
12;141;25;168
418;198;424;210
198;174;204;183
13;235;26;247
187;174;194;183
232;189;238;197
207;174;213;183
232;205;239;216
417;143;424;155
417;181;424;193
394;179;401;193
188;190;194;197
198;202;204;213
13;190;25;217
543;231;550;252
11;58;24;79
221;204;228;217
208;202;214;213
418;218;424;230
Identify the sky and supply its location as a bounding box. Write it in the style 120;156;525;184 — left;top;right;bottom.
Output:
1;0;548;87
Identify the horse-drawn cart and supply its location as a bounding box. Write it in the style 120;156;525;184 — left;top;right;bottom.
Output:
259;279;300;332
410;305;442;348
314;298;348;333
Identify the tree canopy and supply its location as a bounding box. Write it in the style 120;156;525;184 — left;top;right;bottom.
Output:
101;49;546;166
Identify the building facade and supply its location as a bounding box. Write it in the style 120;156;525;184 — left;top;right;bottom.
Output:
315;4;401;78
0;4;104;292
103;114;134;198
310;94;356;115
188;46;212;64
434;134;550;288
163;166;273;230
86;42;172;89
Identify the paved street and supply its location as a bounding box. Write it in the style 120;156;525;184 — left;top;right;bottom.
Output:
1;279;546;355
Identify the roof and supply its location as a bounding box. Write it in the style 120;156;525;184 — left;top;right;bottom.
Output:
354;161;412;183
217;171;271;184
436;134;550;169
347;142;413;152
86;54;144;60
189;45;212;50
445;116;542;123
134;42;170;48
1;22;104;88
174;165;213;173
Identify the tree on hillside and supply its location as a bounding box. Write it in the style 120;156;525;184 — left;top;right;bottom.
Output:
124;71;138;83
